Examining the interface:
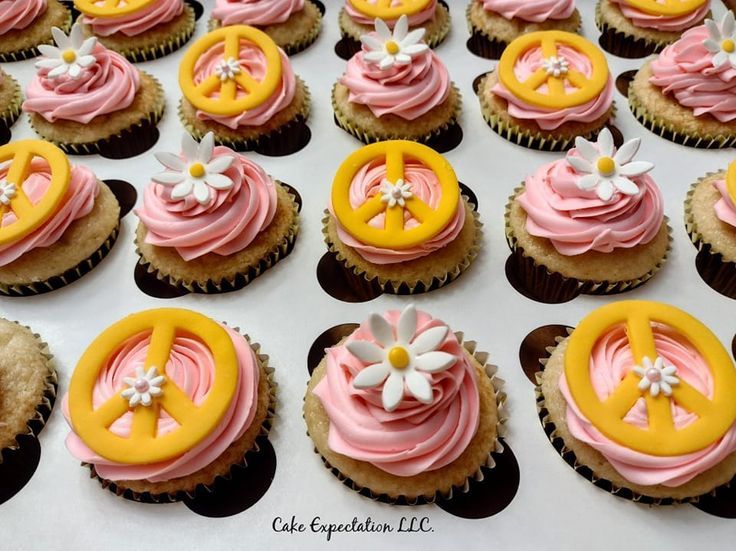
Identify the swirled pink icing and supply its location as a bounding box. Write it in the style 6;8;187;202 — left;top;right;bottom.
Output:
340;37;450;120
193;41;296;129
491;44;614;131
329;159;465;264
81;0;183;37
135;147;277;261
312;309;480;477
517;153;664;255
62;325;260;482
0;0;46;34
559;323;736;487
23;43;139;124
649;25;736;123
480;0;575;23
609;0;708;32
345;0;437;27
212;0;305;26
713;178;736;228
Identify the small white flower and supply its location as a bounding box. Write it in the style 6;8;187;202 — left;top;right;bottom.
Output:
633;356;679;398
35;23;97;79
121;366;165;407
566;128;654;202
541;55;569;78
379;178;412;207
153;132;235;205
703;12;736;69
360;15;429;71
0;180;16;205
348;304;457;412
215;57;241;82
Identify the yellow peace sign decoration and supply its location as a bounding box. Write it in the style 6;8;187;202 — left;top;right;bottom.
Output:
0;140;70;247
726;159;736;206
348;0;431;19
498;31;609;110
179;26;282;117
624;0;706;17
68;309;240;465
565;301;736;457
331;141;459;250
74;0;155;18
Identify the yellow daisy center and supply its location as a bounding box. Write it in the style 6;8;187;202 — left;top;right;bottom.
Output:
596;156;616;176
387;346;410;369
62;49;77;63
188;162;206;178
385;40;400;55
722;39;735;53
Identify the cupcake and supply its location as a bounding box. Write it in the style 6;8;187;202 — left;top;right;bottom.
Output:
209;0;323;55
467;0;581;59
333;16;461;145
23;24;165;156
324;140;482;294
74;0;196;62
135;132;299;293
629;12;736;149
179;26;311;152
0;68;23;136
304;304;505;503
62;308;275;501
478;30;614;151
539;300;736;503
596;0;710;57
505;129;670;301
0;0;71;62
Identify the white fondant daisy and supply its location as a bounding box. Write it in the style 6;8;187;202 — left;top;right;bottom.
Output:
348;304;457;412
541;55;569;78
566;128;654;202
35;24;97;79
633;356;679;398
703;12;736;69
121;366;165;407
0;180;17;205
152;132;235;205
360;15;429;70
215;57;241;81
380;178;412;207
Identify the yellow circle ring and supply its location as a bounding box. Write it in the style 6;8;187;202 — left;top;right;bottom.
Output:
498;31;609;110
348;0;431;19
565;300;736;457
179;26;282;117
625;0;706;17
68;309;240;465
0;140;70;247
331;141;459;250
74;0;155;18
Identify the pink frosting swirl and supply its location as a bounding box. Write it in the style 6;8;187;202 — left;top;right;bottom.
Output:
329;159;465;264
559;323;736;487
193;41;296;129
517;153;664;255
212;0;305;26
609;0;708;32
81;0;183;37
62;325;260;482
136;147;277;261
312;309;480;477
480;0;575;22
345;0;437;27
713;178;736;228
650;25;736;123
491;44;614;131
340;38;450;120
23;44;139;124
0;159;98;267
0;0;46;34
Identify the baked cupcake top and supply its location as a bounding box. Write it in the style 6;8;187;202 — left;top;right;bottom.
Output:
517;129;663;255
63;308;262;482
558;300;736;487
74;0;183;37
23;23;139;123
479;0;576;23
311;304;480;476
491;30;614;130
136;132;278;260
607;0;708;32
212;0;305;26
345;0;437;27
341;16;450;120
0;0;47;34
713;159;736;228
650;12;736;123
329;140;465;264
0;139;99;266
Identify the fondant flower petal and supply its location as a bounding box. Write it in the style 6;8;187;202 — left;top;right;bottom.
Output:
410;325;448;355
68;63;81;78
363;51;386;63
382;372;404;411
394;14;408;41
663;375;680;385
713;51;728;67
205;173;234;190
192;181;211;204
77;55;96;68
51;26;70;49
397;304;417;344
650;382;660;397
723;11;735;37
38;45;60;58
149;387;163;396
198;132;215;163
574;136;599;163
576;173;599;190
705;19;722;42
353;362;391;389
135;365;145;378
618;161;653;176
181;133;199;162
47;64;69;78
395;53;411;65
152;171;186;185
129;393;141;406
206;155;235;173
415;351;455;373
632;366;646;377
379;55;395;70
702;38;720;53
360;35;383;51
405;370;432;404
146;366;158;379
69;23;84;48
566;155;593;174
596;180;614;201
170;181;193;200
123;377;137;386
374;18;392;40
597;128;614;157
638;377;651;390
401;28;426;47
369;313;394;346
613;176;639;196
659;381;672;396
121;388;136;398
662;365;677;375
346;340;384;363
402;43;428;56
155;152;187;171
140;392;152;406
613;138;640;165
35;58;62;69
78;36;98;57
149;376;165;386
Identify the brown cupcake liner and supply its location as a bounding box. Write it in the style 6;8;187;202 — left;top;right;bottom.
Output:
0;9;72;63
305;334;507;505
0;73;23;132
136;185;300;294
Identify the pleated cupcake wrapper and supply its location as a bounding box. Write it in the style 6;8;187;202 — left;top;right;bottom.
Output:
321;197;482;295
0;73;23;132
136;186;299;294
628;86;736;149
87;334;277;503
0;323;56;465
504;186;672;300
0;222;119;297
305;334;507;505
0;10;72;63
593;2;674;57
